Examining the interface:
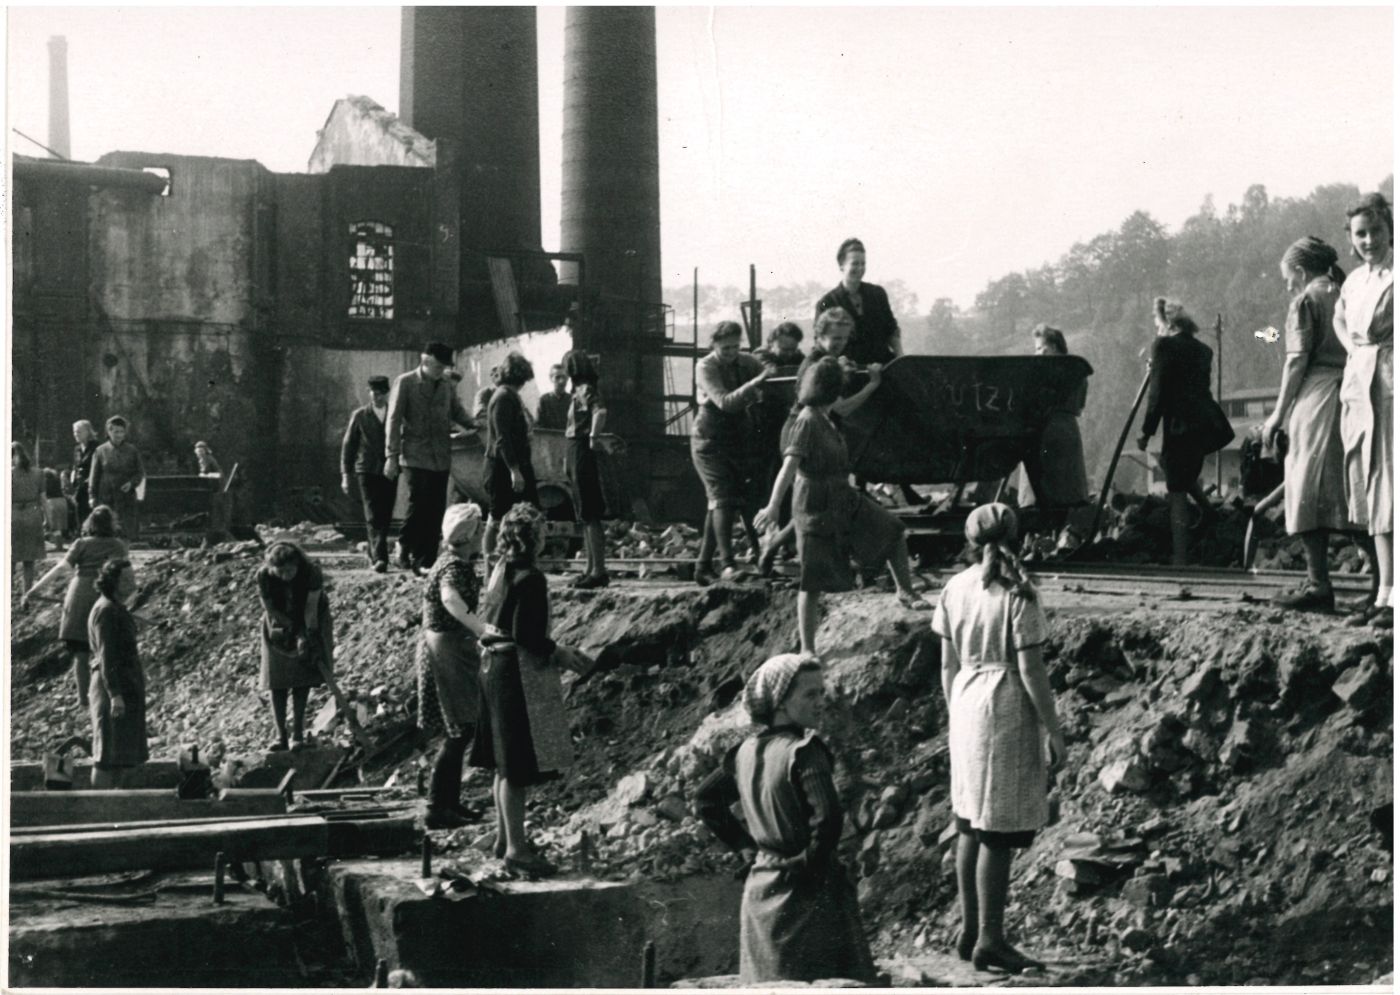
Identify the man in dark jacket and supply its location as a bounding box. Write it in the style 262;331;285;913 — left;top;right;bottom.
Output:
386;344;475;573
342;375;395;572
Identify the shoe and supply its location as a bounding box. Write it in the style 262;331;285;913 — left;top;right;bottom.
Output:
571;573;609;590
290;736;308;752
720;564;754;582
268;739;289;753
412;563;429;578
373;560;388;574
1340;593;1380;614
956;929;977;962
492;834;507;859
450;802;483;823
425;807;472;831
897;592;932;611
504;851;558;878
972;944;1043;974
1273;584;1335;613
694;567;717;587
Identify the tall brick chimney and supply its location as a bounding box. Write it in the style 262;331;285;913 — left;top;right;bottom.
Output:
47;36;71;159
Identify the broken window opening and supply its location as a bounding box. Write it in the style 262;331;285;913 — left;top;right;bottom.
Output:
349;221;395;320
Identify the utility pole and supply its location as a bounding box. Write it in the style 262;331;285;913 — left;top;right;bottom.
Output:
1215;313;1224;493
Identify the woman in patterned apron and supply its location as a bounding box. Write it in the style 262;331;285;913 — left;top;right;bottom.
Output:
470;503;593;876
696;653;876;985
933;503;1066;973
1334;193;1394;628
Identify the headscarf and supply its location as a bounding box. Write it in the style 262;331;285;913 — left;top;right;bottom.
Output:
743;653;820;725
965;502;1036;599
442;502;483;546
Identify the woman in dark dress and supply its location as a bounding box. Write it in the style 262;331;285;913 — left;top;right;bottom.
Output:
418;503;487;829
470;503;593;875
563;349;611;588
696;653;876;985
87;557;149;789
1019;324;1090;547
255;542;333;751
1136;298;1232;565
813;237;902;366
757;358;928;653
482;352;539;571
23;505;128;712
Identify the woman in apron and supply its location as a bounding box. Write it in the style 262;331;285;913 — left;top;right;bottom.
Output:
1334;193;1394;627
255;542;334;751
696;653;876;985
88;557;149;789
933;503;1066;973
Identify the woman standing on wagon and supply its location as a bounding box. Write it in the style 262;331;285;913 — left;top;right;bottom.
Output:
696;653;876;985
756;358;928;654
934;503;1065;973
1333;193;1394;627
88;557;149;789
814;237;902;366
255;541;334;752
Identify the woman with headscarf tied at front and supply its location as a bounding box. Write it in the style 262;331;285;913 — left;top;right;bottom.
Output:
696;653;876;986
417;502;488;829
933;503;1065;974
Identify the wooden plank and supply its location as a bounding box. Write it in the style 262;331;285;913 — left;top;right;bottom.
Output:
11;807;403;837
9;788;287;828
9;814;417;881
10;761;181;792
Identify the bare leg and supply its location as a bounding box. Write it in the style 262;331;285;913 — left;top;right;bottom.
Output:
492;773;507;857
739;510;761;564
797;591;820;654
270;689;290;747
482;518;499;572
500;779;531;859
91;766;123;790
21;561;35;593
973;842;1039;968
1168;492;1191;566
955;833;979;960
1376;533;1394;604
1298;530;1332;590
584;522;607;578
712;506;737;569
759;521;797;575
885;541;919;597
695;510;716;580
72;649;91;711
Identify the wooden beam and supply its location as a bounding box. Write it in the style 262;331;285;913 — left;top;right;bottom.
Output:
9;761;181;792
9;789;287;829
10;814;415;881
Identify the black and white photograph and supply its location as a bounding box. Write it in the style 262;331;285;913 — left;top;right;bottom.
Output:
4;3;1394;989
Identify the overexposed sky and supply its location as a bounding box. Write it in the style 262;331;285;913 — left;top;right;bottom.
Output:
6;5;1394;311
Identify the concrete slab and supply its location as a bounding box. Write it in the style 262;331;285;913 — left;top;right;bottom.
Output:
316;857;647;987
8;881;297;987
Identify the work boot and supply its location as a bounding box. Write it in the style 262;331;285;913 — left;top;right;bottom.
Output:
720;563;753;582
425;807;472;830
1273;583;1334;613
694;564;717;587
373;560;388;574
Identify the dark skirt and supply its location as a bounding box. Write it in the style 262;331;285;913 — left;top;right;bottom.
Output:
740;857;876;985
566;438;607;522
1160;433;1207;494
794;486;905;593
690;436;747;510
89;671;148;768
259;601;333;691
469;646;562;788
486;453;539;520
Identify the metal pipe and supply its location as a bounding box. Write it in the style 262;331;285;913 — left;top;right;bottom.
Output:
12;158;167;193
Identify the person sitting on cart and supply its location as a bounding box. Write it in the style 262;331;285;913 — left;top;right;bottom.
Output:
564;349;612;589
814;237;901;366
757;357;929;654
482;352;540;570
1016;324;1090;552
255;541;334;752
758;308;883;576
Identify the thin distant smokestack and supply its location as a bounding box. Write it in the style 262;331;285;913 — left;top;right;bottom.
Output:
47;36;71;160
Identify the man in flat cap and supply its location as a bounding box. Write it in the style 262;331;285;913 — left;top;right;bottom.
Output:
385;343;475;572
342;375;396;572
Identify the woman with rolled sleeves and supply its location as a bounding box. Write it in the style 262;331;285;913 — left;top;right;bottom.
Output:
470;503;595;876
563;350;611;589
934;503;1065;973
757;358;928;654
1334;193;1394;627
256;542;334;752
418;503;487;829
696;653;876;985
814;237;902;367
1135;298;1232;565
87;557;149;789
23;505;127;712
691;321;774;584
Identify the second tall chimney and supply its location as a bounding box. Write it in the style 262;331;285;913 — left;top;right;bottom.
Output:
48;36;71;159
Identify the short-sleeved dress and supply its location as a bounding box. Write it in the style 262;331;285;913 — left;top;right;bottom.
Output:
1334;262;1393;538
565;383;608;522
88;595;149;768
932;565;1051;845
59;535;129;651
785;406;905;592
1282;276;1351;534
416;552;482;739
256;555;333;691
11;467;46;563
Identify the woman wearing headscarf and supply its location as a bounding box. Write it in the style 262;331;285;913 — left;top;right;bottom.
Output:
470;503;595;876
563;349;611;588
1333;193;1394;627
1135;298;1232;565
87;557;149;789
1259;237;1354;612
756;357;928;654
255;541;334;751
814;237;902;366
696;653;875;986
416;502;488;829
22;505;127;712
933;503;1065;973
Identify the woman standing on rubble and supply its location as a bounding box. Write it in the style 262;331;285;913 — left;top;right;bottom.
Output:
1136;298;1232;565
1259;237;1354;613
756;357;928;654
1333;193;1394;627
470;503;595;876
417;503;487;829
934;502;1064;973
22;505;128;712
255;541;334;752
12;441;47;595
563;349;612;588
696;653;876;985
88;557;149;789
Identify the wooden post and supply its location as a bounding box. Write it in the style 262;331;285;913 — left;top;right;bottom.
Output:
213;851;226;904
420;835;432;878
640;941;657;988
1214;313;1224;494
